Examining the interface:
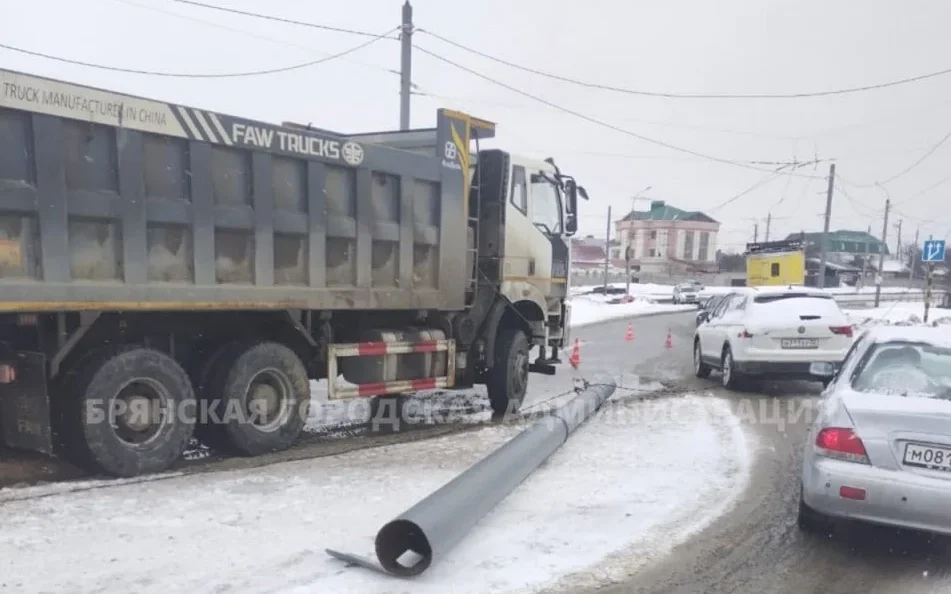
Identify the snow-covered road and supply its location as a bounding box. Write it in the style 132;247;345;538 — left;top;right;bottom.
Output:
0;394;749;594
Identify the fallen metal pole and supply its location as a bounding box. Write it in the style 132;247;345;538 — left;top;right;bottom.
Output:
326;375;618;577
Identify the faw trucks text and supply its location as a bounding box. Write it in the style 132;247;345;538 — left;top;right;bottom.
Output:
232;122;349;161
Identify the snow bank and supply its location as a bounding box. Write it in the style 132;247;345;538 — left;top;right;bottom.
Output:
570;281;924;299
0;396;750;594
843;301;951;329
570;294;695;328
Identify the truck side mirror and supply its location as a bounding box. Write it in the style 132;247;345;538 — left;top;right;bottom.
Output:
565;180;578;236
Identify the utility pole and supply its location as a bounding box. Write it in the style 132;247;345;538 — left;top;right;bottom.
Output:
764;212;772;242
603;205;612;294
862;224;870;281
817;163;835;289
625;234;632;295
909;226;920;287
625;186;651;294
874;198;890;307
924;234;935;324
894;219;903;263
399;1;414;131
753;222;759;243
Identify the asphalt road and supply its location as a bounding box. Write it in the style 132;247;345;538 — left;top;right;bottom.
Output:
7;309;951;594
571;311;951;594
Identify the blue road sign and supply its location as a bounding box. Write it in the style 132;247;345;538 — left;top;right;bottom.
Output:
922;239;946;263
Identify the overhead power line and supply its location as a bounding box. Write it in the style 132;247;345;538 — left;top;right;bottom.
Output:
415;44;824;177
418;29;951;100
166;0;391;38
0;28;396;78
708;161;820;212
845;129;951;188
111;0;399;77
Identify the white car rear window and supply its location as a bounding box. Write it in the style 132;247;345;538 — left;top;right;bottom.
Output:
852;342;951;400
751;294;840;315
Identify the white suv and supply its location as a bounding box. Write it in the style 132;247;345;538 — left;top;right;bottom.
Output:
693;287;853;389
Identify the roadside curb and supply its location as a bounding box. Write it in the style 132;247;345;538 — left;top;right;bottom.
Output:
572;307;697;330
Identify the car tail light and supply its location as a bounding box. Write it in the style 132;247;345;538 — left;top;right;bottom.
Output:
830;325;854;337
738;329;753;338
815;427;869;464
0;364;15;384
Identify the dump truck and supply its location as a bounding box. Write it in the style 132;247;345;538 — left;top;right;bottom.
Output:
0;68;586;477
745;239;806;287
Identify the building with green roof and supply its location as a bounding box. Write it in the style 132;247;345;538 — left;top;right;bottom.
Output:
615;200;721;273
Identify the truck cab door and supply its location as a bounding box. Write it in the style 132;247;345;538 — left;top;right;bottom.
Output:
528;171;570;297
503;165;534;282
502;165;568;301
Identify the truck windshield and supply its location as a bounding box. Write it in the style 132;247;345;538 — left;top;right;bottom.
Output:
531;174;563;235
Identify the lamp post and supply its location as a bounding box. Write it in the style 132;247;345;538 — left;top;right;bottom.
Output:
625;186;652;294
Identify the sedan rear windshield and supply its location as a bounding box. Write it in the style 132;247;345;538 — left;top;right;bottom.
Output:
851;341;951;399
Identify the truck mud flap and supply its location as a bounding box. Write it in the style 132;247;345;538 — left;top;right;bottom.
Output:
1;351;53;454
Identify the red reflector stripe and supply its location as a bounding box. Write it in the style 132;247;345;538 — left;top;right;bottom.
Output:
355;377;439;397
356;340;440;356
839;486;867;501
357;342;389;356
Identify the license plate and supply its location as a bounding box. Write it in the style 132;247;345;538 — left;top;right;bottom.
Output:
903;443;951;472
809;362;835;376
781;338;818;349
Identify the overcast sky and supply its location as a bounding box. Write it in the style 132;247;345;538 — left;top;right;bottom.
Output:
4;0;951;254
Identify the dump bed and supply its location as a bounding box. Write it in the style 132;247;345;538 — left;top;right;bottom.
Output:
0;69;494;312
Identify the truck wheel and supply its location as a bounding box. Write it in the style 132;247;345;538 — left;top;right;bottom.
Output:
207;342;310;456
191;341;245;447
63;347;197;478
486;329;529;418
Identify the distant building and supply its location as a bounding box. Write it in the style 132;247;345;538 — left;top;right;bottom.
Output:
570;236;607;271
785;230;889;265
614;200;720;274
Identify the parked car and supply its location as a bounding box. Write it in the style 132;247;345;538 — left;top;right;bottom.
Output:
693;286;853;389
799;326;951;535
683;279;705;291
673;283;701;305
696;293;728;327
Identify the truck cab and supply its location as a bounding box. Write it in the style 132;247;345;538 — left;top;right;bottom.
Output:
467;148;584;374
499;154;577;353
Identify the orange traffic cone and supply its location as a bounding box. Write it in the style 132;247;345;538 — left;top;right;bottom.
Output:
568;338;581;369
625;322;634;342
664;329;673;349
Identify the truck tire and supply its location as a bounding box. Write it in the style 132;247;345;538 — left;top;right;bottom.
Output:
206;342;310;456
63;347;197;478
486;329;529;418
191;341;245;447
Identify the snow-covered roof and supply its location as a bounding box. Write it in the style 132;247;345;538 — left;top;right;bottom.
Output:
859;325;951;349
880;259;907;273
805;258;861;272
743;285;829;297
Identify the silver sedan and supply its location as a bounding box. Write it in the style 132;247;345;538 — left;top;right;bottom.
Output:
799;325;951;535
